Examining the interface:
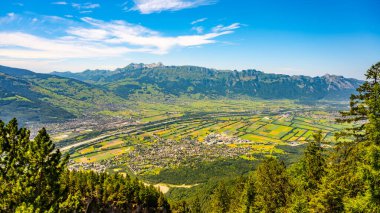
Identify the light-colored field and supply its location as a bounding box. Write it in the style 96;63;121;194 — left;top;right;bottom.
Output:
254;124;293;139
101;139;125;149
52;134;69;141
241;134;284;144
79;146;95;155
153;183;198;194
74;147;131;163
63;102;347;177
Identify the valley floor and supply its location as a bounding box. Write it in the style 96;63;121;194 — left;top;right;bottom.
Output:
44;99;349;191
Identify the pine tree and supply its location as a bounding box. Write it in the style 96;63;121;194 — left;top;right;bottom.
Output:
0;118;31;210
340;62;380;209
1;118;170;212
314;62;380;212
210;181;230;213
158;192;170;212
0;119;68;211
191;197;202;213
254;157;292;212
27;127;69;210
303;131;326;190
309;141;363;213
336;62;380;142
240;174;256;213
176;201;190;213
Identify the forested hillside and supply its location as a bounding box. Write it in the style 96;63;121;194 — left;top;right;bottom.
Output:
0;118;169;212
0;65;125;123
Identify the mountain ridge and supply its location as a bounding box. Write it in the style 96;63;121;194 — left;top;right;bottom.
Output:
52;63;359;82
0;64;363;123
51;63;362;100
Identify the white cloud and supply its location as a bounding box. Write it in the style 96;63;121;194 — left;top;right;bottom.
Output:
72;2;100;10
0;13;17;25
191;17;207;25
52;1;68;5
212;23;241;33
79;10;94;14
192;26;204;34
52;2;100;12
131;0;215;14
0;32;135;59
0;15;240;61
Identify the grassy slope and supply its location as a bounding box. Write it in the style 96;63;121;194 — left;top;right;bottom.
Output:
0;66;126;123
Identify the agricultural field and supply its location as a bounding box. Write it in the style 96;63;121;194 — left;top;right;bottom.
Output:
51;99;350;186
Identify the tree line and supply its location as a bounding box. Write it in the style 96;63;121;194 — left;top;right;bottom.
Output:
0;119;170;212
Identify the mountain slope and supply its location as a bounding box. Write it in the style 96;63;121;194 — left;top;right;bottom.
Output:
0;64;362;123
0;65;124;123
0;71;74;123
53;63;362;100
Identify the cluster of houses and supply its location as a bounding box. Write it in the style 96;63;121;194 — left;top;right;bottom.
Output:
68;160;108;173
127;137;251;174
204;133;250;145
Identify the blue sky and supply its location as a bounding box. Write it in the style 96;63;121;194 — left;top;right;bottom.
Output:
0;0;379;79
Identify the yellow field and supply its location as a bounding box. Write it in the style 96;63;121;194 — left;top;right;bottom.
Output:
74;147;131;163
101;139;124;149
241;134;284;144
79;146;95;155
255;124;293;139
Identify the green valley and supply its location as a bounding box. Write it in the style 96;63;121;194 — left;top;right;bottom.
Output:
1;1;379;211
2;63;378;212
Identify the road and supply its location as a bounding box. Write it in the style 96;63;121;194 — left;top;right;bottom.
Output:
59;111;260;152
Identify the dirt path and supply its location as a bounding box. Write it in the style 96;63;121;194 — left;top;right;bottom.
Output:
151;183;199;194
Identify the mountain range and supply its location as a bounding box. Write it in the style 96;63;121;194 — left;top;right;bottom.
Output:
0;63;362;123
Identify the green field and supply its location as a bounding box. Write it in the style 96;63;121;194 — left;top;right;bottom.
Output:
53;99;349;185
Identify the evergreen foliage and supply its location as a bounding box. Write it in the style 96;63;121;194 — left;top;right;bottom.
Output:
303;131;326;190
254;158;291;212
0;118;170;212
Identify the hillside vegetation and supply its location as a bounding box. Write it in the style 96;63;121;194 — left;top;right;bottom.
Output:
0;63;362;124
0;65;125;123
0;118;169;212
53;63;362;100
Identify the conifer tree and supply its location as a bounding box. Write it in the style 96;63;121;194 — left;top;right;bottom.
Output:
210;181;230;213
191;197;202;213
0;118;170;212
0;119;68;211
27;127;68;210
314;62;380;211
303;131;326;190
309;141;363;212
254;157;292;212
340;62;380;208
0;118;31;210
240;174;256;213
